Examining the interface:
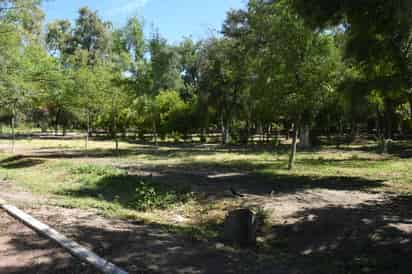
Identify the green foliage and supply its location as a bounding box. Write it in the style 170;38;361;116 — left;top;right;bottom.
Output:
149;32;182;93
3;0;412;170
155;89;195;137
128;180;187;211
71;164;126;177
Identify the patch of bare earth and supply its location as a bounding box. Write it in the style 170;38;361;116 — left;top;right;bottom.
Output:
246;189;386;224
0;211;97;274
2;142;412;273
19;205;287;274
0;181;44;207
2;176;412;273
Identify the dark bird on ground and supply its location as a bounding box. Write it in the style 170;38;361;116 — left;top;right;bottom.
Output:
230;187;244;198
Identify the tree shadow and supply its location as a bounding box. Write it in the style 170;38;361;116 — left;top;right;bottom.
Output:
387;141;412;158
0;155;45;169
298;157;391;169
336;140;412;159
267;195;412;274
24;145;220;160
8;195;412;274
59;162;385;212
123;159;385;194
57;174;192;211
0;212;97;274
1;237;97;274
34;216;289;274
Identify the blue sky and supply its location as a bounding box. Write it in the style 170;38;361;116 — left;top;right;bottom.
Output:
42;0;247;44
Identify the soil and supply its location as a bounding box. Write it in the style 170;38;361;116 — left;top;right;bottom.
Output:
0;210;97;274
2;179;408;274
1;143;412;273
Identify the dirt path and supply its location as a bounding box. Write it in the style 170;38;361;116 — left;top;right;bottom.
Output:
0;211;97;274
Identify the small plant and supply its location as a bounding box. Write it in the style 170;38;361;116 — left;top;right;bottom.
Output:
71;164;125;177
254;207;271;234
127;180;190;211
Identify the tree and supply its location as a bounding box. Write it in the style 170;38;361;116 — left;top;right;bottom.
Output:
46;19;72;58
155;89;195;140
292;0;412;143
149;32;181;93
0;0;48;152
72;7;112;66
243;0;340;168
197;37;249;144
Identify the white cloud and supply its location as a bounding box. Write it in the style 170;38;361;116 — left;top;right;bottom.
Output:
105;0;150;17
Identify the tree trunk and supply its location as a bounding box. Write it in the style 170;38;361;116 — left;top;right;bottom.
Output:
384;99;394;140
114;119;119;155
409;96;412;121
288;125;298;170
115;135;119;154
221;113;231;145
381;99;394;154
112;97;119;155
382;138;390;154
152;118;158;146
224;126;231;145
200;128;207;143
54;109;61;136
11;107;15;154
85;110;90;157
299;124;311;149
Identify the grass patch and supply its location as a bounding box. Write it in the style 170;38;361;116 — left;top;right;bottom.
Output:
2;138;412;220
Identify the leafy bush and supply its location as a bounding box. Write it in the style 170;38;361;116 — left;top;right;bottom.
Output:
128;180;191;211
155;90;197;137
71;164;125;177
70;165;191;212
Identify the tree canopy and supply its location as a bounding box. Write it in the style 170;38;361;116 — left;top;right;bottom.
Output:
1;0;412;167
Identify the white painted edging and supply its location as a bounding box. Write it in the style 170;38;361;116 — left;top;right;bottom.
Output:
0;201;128;274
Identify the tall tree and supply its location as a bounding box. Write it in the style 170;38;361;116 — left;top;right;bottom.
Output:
292;0;412;141
244;0;340;168
72;7;112;65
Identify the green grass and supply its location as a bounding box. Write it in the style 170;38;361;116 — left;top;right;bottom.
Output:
2;137;412;273
1;138;412;220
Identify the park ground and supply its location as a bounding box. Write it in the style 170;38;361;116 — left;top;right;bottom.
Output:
1;136;412;273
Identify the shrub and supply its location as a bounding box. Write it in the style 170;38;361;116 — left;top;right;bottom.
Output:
128;180;191;211
71;165;125;177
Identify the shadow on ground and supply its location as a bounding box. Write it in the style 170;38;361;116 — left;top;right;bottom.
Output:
121;160;385;195
5;194;412;274
59;161;385;213
0;155;45;169
337;140;412;159
0;211;97;274
267;195;412;274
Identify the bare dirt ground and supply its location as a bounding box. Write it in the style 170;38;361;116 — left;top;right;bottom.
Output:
2;179;410;274
0;210;97;274
1;141;412;273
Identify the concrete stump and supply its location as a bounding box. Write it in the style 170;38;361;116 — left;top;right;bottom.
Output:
223;209;256;246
